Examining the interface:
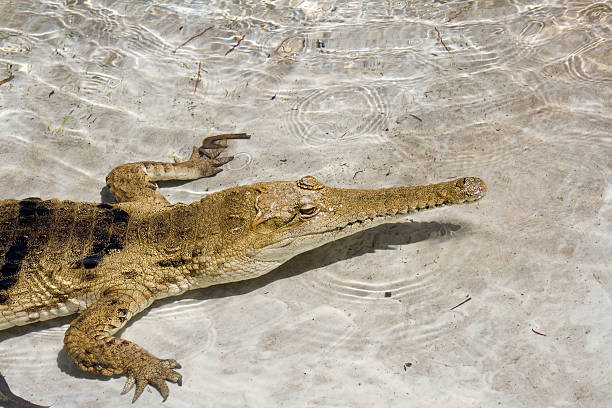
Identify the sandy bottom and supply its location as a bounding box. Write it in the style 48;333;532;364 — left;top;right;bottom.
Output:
0;1;610;407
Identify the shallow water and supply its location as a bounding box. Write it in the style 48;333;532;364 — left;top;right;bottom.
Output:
0;0;610;406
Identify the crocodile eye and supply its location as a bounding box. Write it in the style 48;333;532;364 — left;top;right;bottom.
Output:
299;203;319;218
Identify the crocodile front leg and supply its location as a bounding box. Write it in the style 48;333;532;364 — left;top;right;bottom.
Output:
106;133;250;204
64;286;181;402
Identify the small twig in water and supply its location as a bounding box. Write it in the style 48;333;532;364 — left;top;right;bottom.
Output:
225;35;245;56
175;26;213;52
103;49;120;66
57;108;75;132
447;3;472;23
450;296;471;311
274;37;290;54
194;61;202;95
0;74;14;86
409;113;423;122
531;328;547;336
434;27;451;53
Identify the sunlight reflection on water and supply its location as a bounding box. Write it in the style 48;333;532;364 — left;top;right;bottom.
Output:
0;1;610;406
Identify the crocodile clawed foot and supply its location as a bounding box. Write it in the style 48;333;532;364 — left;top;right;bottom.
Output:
199;133;250;159
181;133;249;177
121;358;182;403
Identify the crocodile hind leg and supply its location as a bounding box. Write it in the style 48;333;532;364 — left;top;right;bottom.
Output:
64;285;181;402
106;133;250;204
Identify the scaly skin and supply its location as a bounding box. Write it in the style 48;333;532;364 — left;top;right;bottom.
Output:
0;134;486;402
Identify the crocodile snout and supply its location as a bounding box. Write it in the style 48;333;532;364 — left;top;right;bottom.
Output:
456;177;487;200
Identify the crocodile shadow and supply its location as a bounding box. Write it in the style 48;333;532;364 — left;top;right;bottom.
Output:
187;220;461;300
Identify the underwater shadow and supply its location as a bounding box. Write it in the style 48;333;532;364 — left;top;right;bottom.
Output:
100;180;207;204
99;185;115;204
172;220;462;302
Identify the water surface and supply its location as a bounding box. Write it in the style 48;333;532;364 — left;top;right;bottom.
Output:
0;1;610;407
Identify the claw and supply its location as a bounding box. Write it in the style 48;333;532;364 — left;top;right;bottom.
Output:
166;370;182;384
212;156;234;166
165;359;181;369
188;147;201;161
121;376;136;394
200;148;221;159
132;380;147;403
150;378;170;402
200;133;250;150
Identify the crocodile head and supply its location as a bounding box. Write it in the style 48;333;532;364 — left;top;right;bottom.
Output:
244;175;487;264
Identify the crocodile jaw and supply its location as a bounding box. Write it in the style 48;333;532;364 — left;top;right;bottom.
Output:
250;211;404;263
248;176;487;264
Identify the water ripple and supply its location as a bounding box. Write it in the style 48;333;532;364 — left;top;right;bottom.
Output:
0;1;610;406
564;38;611;82
283;85;390;147
578;2;612;25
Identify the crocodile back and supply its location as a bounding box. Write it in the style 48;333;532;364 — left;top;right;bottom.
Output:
0;198;130;304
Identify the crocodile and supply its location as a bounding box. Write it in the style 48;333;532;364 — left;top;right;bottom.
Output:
0;134;487;403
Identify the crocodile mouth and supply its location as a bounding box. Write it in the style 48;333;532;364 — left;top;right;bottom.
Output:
332;177;487;233
334;195;481;231
259;207;417;254
254;177;486;261
267;194;483;251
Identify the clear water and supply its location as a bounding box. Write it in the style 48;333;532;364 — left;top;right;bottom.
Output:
0;1;610;406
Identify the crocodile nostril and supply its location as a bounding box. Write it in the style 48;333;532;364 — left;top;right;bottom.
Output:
297;176;324;190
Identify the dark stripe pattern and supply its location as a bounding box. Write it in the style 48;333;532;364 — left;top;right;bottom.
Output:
72;204;129;269
0;199;53;292
0;200;131;299
0;236;27;291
